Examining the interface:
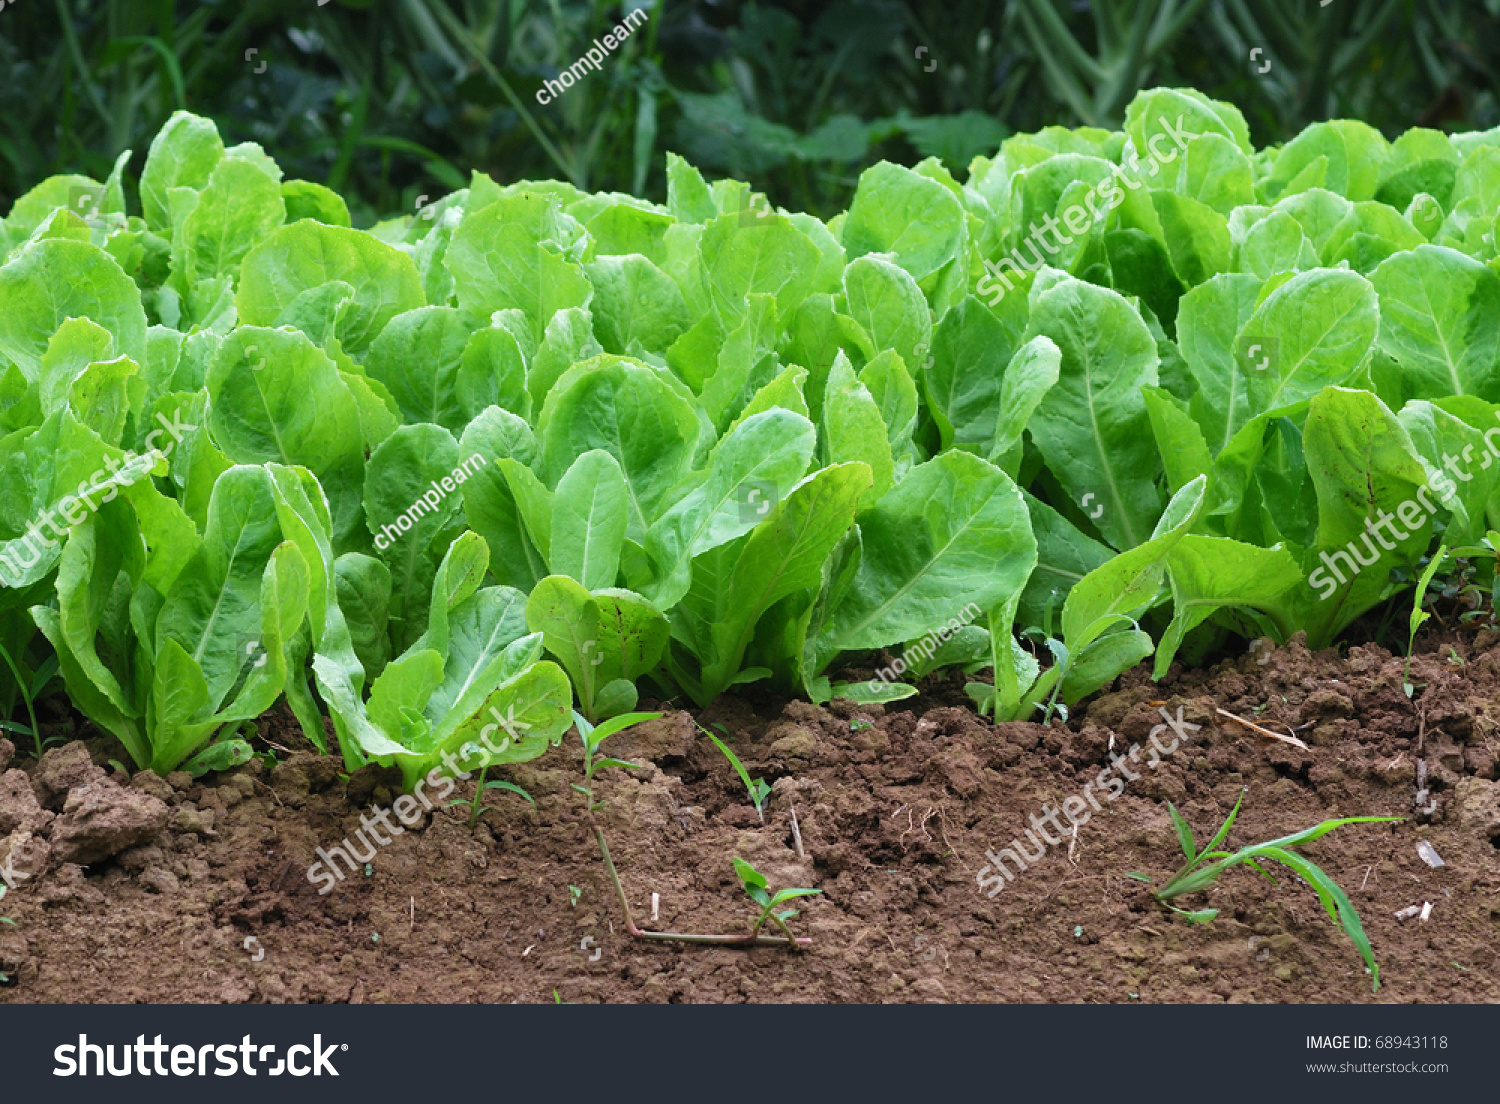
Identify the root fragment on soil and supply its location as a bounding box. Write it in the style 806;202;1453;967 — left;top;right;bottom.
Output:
790;806;805;861
1215;707;1310;749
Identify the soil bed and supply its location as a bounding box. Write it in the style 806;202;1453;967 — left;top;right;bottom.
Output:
2;630;1497;1004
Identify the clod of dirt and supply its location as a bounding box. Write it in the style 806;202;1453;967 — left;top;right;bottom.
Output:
32;742;108;808
0;829;50;882
609;711;696;765
1452;778;1500;842
131;771;175;803
766;721;819;767
48;779;170;865
0;737;13;772
0;769;51;834
269;753;343;807
171;806;215;836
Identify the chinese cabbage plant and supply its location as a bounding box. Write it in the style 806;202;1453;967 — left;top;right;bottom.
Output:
5;91;1500;784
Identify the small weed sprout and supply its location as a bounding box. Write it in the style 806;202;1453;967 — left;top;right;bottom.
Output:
1404;545;1447;698
732;857;820;946
1145;788;1400;992
568;885;582;908
0;648;61;759
699;724;771;822
448;764;535;828
575;711;813;949
571;709;659;810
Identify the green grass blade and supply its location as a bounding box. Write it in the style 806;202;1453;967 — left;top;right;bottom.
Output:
1200;787;1247;857
1258;815;1401;852
482;779;536;807
704;729;755;795
1259;845;1380;992
1167;801;1197;861
587;711;663;748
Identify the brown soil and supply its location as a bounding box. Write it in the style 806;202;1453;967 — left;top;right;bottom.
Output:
2;629;1498;1004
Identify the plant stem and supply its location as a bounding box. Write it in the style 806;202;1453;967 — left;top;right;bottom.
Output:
468;765;487;828
0;643;41;758
590;816;810;948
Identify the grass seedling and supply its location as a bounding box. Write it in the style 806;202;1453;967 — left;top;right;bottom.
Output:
1404;544;1447;698
1146;788;1400;992
575;711;812;950
447;765;535;828
0;647;61;759
571;709;659;809
699;724;771;822
732;857;820;945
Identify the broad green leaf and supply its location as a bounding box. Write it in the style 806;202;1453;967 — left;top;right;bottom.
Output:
237;220;424;354
180;158;286;283
822;352;893;507
842;160;967;284
536;355;703;532
1371;244;1500;402
365;424;468;651
1155;535;1303;676
841;254;932;375
1061;475;1208;654
1240;268;1378;419
1025;276;1163;549
586;253;691;355
817;451;1034;657
694;463;872;704
699;208;821;326
1298;388;1432;647
207;327;366;545
0;238;147;379
551;450;629;590
460;409;545;592
139;111;225;231
645;408;817;608
924;293;1028;451
1268;120;1389;201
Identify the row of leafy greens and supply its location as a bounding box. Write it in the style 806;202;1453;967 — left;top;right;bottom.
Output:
4;88;1499;783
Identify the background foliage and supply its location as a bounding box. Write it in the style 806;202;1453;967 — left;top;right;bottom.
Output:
4;0;1500;223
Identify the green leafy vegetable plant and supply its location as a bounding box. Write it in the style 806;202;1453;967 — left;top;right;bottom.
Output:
1147;789;1400;992
14;94;1500;801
